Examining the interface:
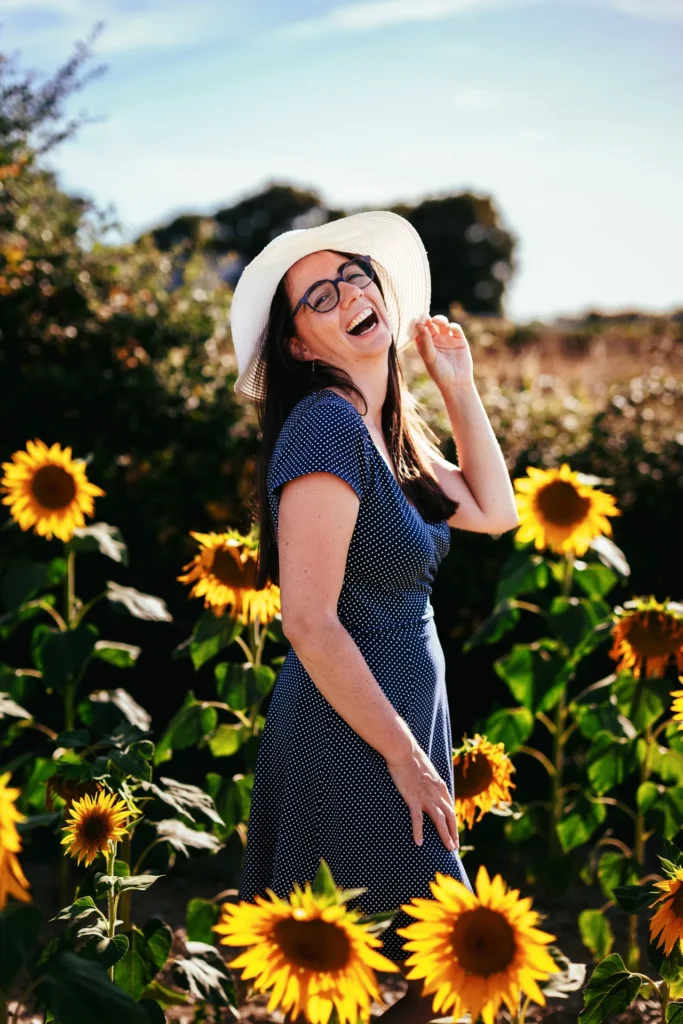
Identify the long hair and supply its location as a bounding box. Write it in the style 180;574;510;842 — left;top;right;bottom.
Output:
247;249;460;589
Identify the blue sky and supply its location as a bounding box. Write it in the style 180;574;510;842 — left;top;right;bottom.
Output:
4;0;682;322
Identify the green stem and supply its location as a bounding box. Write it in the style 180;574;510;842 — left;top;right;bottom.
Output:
106;844;120;982
132;837;164;876
65;545;76;627
658;978;670;1017
627;725;653;971
72;591;105;629
119;832;133;932
548;555;575;855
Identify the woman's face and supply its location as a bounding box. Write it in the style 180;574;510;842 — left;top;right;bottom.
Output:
283;249;392;370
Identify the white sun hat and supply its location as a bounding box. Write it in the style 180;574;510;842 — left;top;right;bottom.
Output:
230;209;431;401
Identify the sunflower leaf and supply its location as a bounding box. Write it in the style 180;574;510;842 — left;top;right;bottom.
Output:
37;951;149;1024
154;818;222;857
0;691;31;720
171;944;234;1004
578;952;641;1023
71;523;129;565
137;776;224;826
50;896;100;923
106;581;173;622
462;598;522;653
579;909;614;961
92;641;141;668
589;535;630;578
82;932;129;969
495;548;549;602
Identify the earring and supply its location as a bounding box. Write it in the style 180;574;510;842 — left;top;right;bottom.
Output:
311;359;316;375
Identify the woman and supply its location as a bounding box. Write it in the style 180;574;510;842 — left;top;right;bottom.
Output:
229;211;519;1021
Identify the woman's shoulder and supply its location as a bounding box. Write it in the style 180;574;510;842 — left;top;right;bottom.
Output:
278;388;365;443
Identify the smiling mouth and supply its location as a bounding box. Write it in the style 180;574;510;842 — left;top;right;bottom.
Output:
346;308;379;336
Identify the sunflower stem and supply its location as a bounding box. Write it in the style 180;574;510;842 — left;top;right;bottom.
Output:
658;978;670;1016
106;843;119;982
627;723;653;971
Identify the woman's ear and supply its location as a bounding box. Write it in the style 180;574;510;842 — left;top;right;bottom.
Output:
287;335;308;363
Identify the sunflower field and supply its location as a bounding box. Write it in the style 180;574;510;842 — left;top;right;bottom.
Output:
2;36;683;1024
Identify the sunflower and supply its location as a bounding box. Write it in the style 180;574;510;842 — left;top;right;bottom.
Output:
670;676;683;731
397;864;558;1024
452;734;516;831
177;528;280;625
609;596;683;680
212;878;399;1024
513;463;620;557
0;772;32;909
649;865;683;956
1;439;105;542
60;789;132;867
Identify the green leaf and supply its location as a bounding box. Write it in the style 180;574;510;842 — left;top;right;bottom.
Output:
569;690;631;741
613;672;670;733
204;772;252;836
589;535;630;578
494;639;566;714
612;881;661;915
32;623;99;694
114;927;160;1000
50;896;100;923
155;819;222;857
207;722;250;757
0;692;31;720
548;595;604;653
96;874;163;897
579;909;614;961
138;980;190;1008
54;728;90;749
143;919;173;974
106;581;172;622
557;793;606;852
650;786;683;841
214;662;275;710
311;858;338;900
578;952;640;1023
0;556;67;610
92;641;141;668
596;850;640;901
649;744;683;788
495;549;549;602
38;951;149;1023
586;731;636;795
138;776;224;826
574;561;618;600
186;898;219;945
108;747;153;783
0;902;43;991
462;598;521;653
153;691;218;765
171;942;235;1004
71;523;129;564
82;932;130;969
479;706;534;755
667;1004;683;1023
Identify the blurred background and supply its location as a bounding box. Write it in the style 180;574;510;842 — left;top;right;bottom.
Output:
1;0;682;886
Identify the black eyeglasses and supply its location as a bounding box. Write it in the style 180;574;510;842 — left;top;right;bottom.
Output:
292;256;376;317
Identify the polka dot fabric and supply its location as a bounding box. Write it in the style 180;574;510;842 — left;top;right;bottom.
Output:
237;387;474;961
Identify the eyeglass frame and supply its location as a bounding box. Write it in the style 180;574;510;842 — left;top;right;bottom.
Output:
291;255;376;318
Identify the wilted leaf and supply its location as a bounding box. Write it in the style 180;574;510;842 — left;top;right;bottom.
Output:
155;819;222;857
72;523;129;565
106;581;172;622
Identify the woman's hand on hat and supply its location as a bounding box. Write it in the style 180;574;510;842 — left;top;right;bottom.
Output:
413;315;474;391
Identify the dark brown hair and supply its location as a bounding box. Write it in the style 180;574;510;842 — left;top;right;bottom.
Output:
247;250;460;588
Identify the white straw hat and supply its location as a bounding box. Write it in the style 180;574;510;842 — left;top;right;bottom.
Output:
230;209;431;401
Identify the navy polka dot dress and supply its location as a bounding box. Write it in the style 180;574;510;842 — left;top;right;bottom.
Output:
238;387;474;962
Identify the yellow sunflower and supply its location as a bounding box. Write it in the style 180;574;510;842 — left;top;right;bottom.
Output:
0;771;31;909
609;596;683;680
1;439;105;542
649;865;683;956
452;734;516;831
670;675;683;731
177;528;280;625
60;789;132;867
513;463;620;557
397;864;558;1024
212;878;399;1024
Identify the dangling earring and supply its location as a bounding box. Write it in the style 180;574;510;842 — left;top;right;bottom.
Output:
311;359;316;376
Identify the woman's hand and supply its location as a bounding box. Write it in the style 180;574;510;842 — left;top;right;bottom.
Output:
413;315;474;392
385;741;460;852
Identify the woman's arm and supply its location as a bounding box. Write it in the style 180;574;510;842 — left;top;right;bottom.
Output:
429;380;520;534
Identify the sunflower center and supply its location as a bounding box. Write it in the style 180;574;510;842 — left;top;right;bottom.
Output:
31;465;77;510
210;547;257;589
81;813;110;842
625;612;683;657
453;753;494;798
452;906;516;976
273;917;351;972
536;480;591;528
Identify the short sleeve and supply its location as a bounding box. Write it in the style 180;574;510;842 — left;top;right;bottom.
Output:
267;393;369;503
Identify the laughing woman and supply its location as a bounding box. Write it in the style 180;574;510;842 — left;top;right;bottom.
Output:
229;211;519;1021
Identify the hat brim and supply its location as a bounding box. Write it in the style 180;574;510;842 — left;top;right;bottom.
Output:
230;210;430;401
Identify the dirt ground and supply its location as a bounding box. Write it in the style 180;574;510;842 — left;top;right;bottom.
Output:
12;860;668;1023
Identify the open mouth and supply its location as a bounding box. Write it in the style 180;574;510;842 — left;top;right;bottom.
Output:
346;308;379;337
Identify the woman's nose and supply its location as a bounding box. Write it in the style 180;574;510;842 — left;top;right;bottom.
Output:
338;280;365;305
